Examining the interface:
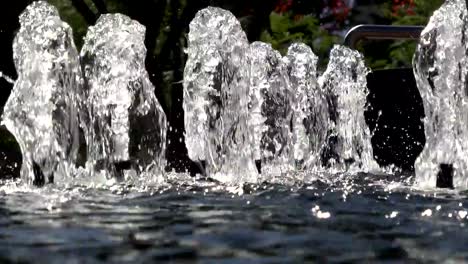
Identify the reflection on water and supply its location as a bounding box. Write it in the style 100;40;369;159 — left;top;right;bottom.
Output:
1;173;468;263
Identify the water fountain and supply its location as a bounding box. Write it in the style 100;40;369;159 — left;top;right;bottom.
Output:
2;2;84;186
183;7;379;181
283;43;328;171
183;7;258;184
4;2;468;262
81;14;167;182
2;2;167;186
319;45;378;172
1;2;380;187
414;0;468;189
249;42;294;176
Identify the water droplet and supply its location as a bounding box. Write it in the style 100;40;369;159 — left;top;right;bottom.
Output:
421;209;432;217
458;210;467;219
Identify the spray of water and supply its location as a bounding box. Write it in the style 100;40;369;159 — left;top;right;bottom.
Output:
0;72;15;84
2;1;83;185
413;0;468;189
81;14;167;182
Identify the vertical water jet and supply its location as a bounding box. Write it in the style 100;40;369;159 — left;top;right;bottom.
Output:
184;7;258;184
319;45;377;172
81;14;167;181
249;41;294;176
2;1;84;185
413;0;468;189
283;43;326;170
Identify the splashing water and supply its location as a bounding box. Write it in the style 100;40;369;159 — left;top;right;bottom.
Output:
0;71;15;84
413;0;468;189
3;3;381;187
81;14;167;182
183;8;380;182
5;4;468;261
319;45;378;172
2;1;83;185
183;7;258;184
249;42;294;176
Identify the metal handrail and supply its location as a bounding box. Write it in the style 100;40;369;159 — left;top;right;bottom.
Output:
344;25;424;49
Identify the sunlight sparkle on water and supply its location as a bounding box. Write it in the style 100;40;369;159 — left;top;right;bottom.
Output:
421;209;432;217
385;211;399;219
311;205;331;219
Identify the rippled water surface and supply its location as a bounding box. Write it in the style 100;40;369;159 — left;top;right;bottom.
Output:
1;173;468;263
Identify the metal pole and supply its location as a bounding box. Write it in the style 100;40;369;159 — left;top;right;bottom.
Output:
344;25;424;49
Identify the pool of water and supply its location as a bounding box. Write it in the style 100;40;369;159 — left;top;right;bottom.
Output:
0;173;467;263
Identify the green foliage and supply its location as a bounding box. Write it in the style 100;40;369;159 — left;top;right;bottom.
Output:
260;12;339;69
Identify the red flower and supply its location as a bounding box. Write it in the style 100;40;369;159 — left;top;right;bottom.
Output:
392;0;416;17
274;0;293;14
330;0;351;23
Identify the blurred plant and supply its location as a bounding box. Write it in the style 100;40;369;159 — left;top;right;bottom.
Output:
274;0;293;14
391;0;416;17
386;0;442;26
321;0;352;29
362;0;443;69
260;11;339;69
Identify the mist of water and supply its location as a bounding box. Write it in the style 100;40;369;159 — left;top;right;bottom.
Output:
0;71;15;84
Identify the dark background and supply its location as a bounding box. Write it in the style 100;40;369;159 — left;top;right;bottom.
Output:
0;0;444;177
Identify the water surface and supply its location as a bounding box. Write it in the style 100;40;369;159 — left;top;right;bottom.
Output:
1;173;467;263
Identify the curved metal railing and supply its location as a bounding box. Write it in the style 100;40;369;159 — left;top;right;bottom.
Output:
344;24;424;49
